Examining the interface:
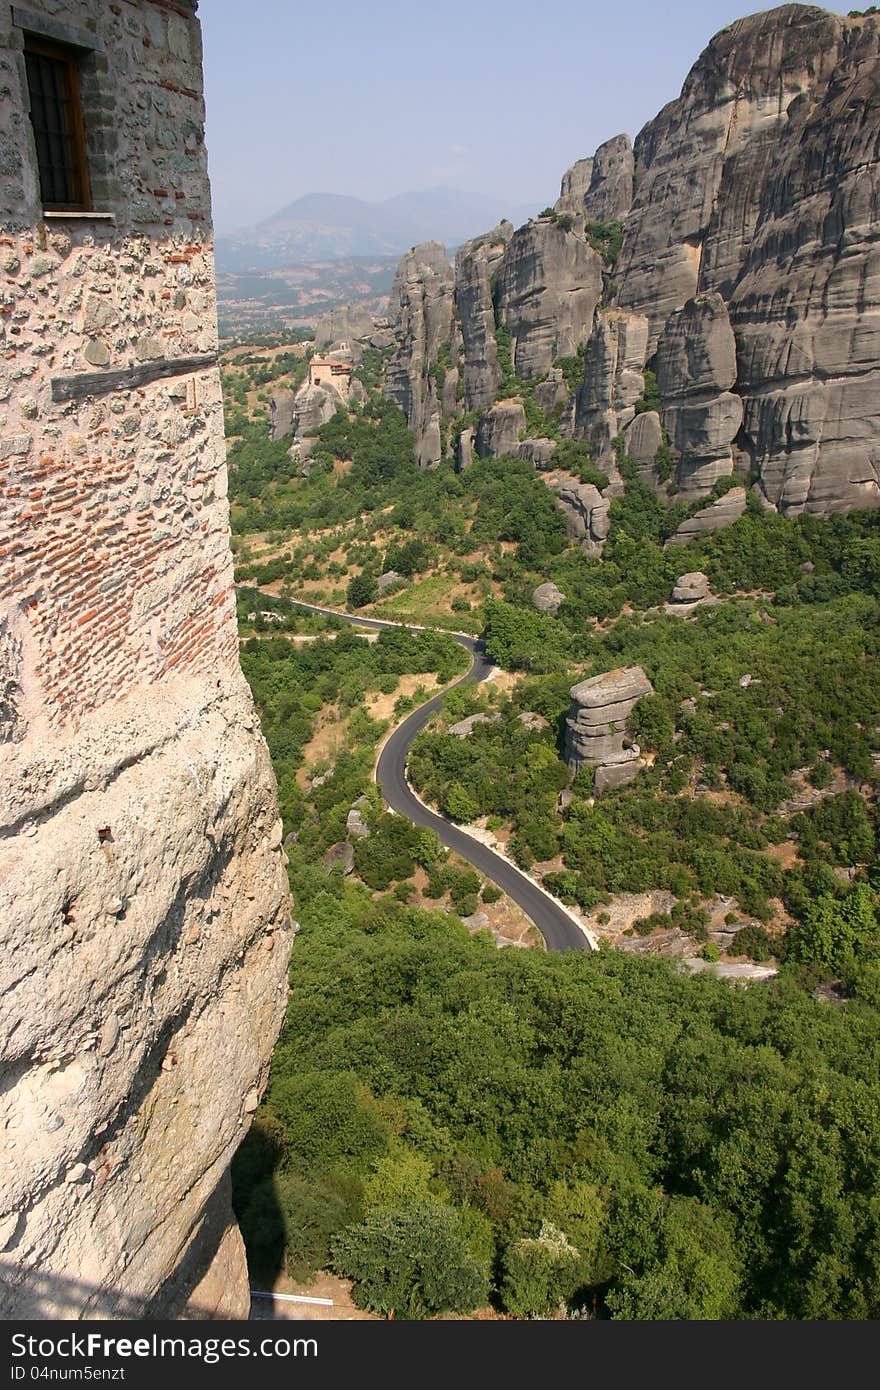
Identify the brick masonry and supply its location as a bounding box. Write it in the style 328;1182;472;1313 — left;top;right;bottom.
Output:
0;0;239;734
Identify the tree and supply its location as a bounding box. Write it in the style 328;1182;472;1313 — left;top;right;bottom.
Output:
445;782;479;824
331;1201;489;1317
347;572;378;609
788;883;879;974
606;1194;742;1321
501;1223;583;1317
362;1145;435;1211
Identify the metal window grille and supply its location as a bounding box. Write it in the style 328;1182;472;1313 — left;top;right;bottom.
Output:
24;38;90;211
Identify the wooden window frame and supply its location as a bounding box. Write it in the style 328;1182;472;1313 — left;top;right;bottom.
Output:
23;34;91;213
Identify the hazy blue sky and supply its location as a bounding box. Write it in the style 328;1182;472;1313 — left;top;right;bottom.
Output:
201;0;764;232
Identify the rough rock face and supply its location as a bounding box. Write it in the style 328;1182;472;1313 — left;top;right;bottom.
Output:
655;293;743;495
615;4;880;514
377;570;404;595
454;222;513;413
553;480;611;557
456;425;476;469
575;311;650;464
623;410;664;482
288;379;346;460
667;487;748;544
516;437;558;468
495;218;603;378
0;0;291;1319
315;303;375;350
532;582;566;614
386;241;458;467
583;134;634;223
564;666;654;790
555;136;634;223
323;842;355;875
555;157;594;214
384;6;880;518
616;6;844;347
268;388;297;441
448;712;499;738
476;400;526;458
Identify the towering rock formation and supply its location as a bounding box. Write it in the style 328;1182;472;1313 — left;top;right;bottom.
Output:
385;5;880;518
495;217;603;379
564;667;654;792
575;311;650;466
556;135;634;224
0;0;291;1318
654;293;743;496
616;4;880;513
582;134;634;223
315;302;376;350
385;241;460;467
455;222;513;413
555;157;594;215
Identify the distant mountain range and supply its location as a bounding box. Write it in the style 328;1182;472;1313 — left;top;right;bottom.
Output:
215;188;541;271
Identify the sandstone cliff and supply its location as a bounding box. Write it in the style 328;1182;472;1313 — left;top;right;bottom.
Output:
616;3;880;513
0;0;291;1318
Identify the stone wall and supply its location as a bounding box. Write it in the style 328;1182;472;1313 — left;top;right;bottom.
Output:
0;0;292;1318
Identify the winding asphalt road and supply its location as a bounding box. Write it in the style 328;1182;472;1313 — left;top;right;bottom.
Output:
285;598;590;952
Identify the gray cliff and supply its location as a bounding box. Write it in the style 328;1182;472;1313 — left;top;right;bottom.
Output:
384;6;880;517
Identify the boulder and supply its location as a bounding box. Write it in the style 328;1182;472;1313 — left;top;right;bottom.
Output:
671;571;710;603
532;581;566;615
377;570;403;595
346;796;371;839
323;842;355;875
518;711;549;731
448;713;499;738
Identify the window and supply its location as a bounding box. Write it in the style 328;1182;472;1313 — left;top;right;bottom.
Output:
24;36;90;211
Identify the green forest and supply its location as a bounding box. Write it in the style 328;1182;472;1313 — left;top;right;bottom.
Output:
224;340;880;1319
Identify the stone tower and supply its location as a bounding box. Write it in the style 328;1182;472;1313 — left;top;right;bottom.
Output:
0;1;292;1317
